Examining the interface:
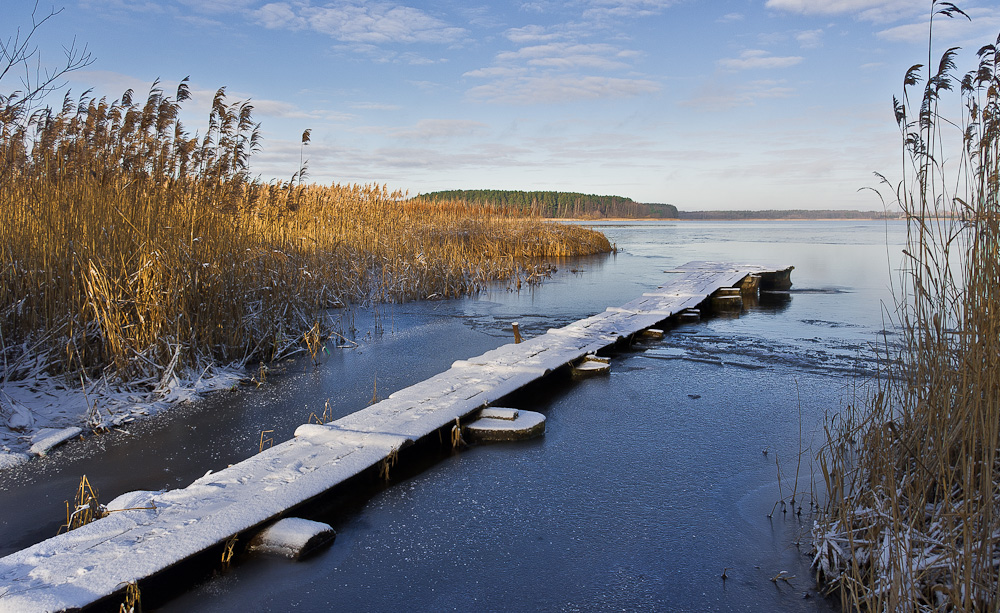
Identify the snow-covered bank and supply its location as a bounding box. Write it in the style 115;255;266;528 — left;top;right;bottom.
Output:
0;363;245;464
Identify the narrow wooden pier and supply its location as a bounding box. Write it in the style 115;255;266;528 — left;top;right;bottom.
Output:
0;262;791;612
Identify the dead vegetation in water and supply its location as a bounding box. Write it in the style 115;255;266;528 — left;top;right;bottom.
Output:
0;79;611;389
220;535;238;570
58;474;107;534
258;429;274;453
814;3;1000;609
118;581;141;613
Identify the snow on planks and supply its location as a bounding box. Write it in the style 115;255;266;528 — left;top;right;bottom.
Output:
0;261;790;612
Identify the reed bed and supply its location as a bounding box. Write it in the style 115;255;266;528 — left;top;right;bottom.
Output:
813;4;1000;610
0;80;611;385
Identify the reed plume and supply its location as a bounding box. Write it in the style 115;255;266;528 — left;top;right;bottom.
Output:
0;79;611;385
814;3;1000;610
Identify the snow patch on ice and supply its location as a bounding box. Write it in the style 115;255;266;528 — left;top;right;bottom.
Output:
0;452;29;469
0;364;246;465
28;428;82;457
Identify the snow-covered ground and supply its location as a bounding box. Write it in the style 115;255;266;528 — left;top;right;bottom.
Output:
0;363;246;466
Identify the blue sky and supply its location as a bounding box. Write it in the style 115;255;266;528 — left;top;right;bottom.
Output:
8;0;1000;210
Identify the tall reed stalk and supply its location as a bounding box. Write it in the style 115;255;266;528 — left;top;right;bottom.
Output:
814;3;1000;610
0;80;611;384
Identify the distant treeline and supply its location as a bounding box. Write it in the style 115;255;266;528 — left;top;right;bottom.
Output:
676;209;902;220
417;190;679;219
416;191;901;221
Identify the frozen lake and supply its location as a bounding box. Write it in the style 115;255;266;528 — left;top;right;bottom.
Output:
0;220;905;611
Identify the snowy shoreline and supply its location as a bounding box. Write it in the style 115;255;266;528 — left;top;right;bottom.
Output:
0;362;247;467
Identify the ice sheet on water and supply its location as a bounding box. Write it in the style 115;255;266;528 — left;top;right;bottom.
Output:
0;262;787;612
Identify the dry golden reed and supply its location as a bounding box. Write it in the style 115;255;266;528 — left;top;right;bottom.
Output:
58;474;106;534
0;79;610;384
814;3;1000;610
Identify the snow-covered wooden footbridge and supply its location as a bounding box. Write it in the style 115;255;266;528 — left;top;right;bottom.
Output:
0;262;791;612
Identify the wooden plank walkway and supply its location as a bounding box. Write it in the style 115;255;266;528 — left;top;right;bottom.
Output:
0;261;790;612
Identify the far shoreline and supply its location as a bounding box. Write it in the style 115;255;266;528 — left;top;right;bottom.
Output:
549;215;903;222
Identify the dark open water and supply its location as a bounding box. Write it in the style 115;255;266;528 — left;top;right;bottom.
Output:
0;220;905;611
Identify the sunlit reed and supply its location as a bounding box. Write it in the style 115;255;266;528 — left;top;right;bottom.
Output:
0;80;611;383
814;4;1000;609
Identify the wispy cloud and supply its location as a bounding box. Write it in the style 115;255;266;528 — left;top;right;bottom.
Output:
876;7;1000;44
467;75;659;104
389;119;489;141
253;1;467;45
327;43;445;64
682;79;795;111
494;43;638;71
467;24;658;105
582;0;682;20
249;98;356;122
177;14;227;28
253;140;534;184
505;24;573;44
176;0;258;14
796;29;823;48
718;50;803;70
718;12;744;23
350;101;402;110
65;70;160;101
764;0;923;23
79;0;165;14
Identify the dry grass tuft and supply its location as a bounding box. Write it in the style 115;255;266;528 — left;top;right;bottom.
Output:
814;4;1000;610
0;80;610;387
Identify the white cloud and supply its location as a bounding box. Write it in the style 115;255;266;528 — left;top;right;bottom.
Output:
177;0;258;14
505;25;570;44
398;52;446;65
583;0;681;19
253;1;467;45
877;7;1000;44
255;2;307;29
718;13;744;23
466;75;659;104
718;50;803;70
466;32;657;104
464;66;525;79
519;2;550;13
764;0;923;23
495;43;638;71
796;29;823;48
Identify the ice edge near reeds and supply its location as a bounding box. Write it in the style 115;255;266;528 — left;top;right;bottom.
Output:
0;79;611;460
